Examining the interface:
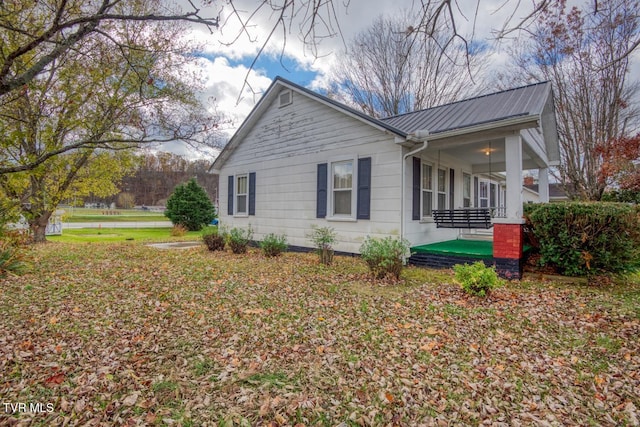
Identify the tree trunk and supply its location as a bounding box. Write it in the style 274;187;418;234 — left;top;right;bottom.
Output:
30;212;52;243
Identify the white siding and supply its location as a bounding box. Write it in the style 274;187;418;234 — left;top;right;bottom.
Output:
218;90;403;253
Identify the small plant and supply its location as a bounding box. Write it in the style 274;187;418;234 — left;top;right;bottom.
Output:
359;236;409;280
0;242;28;278
227;225;253;254
453;261;503;297
202;229;225;251
171;224;188;237
260;233;288;257
307;225;337;265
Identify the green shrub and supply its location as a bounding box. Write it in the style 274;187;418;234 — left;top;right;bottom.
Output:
202;229;225;251
260;233;288;257
227;225;253;254
359;236;409;280
454;262;502;297
307;225;337;265
524;202;640;276
165;178;217;231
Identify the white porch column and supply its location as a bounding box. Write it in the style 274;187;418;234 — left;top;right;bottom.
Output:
538;167;550;203
503;133;523;221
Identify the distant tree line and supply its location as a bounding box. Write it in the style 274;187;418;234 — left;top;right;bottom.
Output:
83;152;218;208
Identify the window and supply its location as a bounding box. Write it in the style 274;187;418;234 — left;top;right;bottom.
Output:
463;173;471;208
421;163;433;217
318;158;370;220
278;90;292;107
332;161;353;216
479;181;489;208
236;174;248;215
437;168;447;210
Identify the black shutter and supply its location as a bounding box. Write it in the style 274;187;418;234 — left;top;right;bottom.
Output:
357;157;371;220
412;157;421;220
248;172;256;216
316;163;328;218
227;175;234;215
449;168;455;210
474;176;479;208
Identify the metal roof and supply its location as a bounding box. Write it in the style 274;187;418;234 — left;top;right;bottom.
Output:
380;81;552;135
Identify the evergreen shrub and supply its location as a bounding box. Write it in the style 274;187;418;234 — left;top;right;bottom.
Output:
524;202;640;276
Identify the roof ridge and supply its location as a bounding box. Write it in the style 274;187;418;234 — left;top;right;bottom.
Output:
381;81;551;121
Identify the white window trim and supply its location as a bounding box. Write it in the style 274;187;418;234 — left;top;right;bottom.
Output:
234;173;249;217
463;171;472;208
437;167;448;211
421;162;434;219
278;89;292;107
327;157;357;220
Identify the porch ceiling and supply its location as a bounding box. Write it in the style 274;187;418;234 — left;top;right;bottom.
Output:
428;135;541;173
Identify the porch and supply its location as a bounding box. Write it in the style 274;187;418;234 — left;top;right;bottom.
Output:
409;239;532;270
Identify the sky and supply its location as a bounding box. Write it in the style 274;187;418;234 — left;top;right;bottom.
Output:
165;0;640;159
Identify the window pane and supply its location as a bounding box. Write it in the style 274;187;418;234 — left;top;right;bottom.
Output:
463;173;471;198
333;162;353;189
480;182;488;198
438;169;446;192
237;195;247;213
438;193;447;210
334;190;352;215
237;176;248;194
422;164;432;190
422;190;432;216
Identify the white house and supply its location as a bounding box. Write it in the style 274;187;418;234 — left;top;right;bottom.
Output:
211;77;560;278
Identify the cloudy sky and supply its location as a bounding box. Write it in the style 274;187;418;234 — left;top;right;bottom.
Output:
168;0;639;158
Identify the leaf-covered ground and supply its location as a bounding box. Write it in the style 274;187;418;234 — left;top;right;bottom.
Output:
1;243;639;426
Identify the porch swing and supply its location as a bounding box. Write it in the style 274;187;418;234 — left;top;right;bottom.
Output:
432;145;493;229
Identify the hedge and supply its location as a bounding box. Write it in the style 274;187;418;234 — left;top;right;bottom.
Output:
524;202;640;276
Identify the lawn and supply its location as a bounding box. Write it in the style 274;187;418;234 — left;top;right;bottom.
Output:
1;243;639;426
47;227;211;243
61;208;168;223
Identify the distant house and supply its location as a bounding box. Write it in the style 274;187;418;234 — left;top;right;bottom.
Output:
211;77;560;278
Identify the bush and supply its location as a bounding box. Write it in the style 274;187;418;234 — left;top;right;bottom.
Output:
165;178;217;231
359;236;409;280
202;229;225;251
260;233;288;257
524;202;640;276
227;225;253;254
454;262;502;297
307;225;337;265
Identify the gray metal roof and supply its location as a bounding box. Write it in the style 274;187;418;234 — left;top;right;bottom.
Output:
380;81;552;135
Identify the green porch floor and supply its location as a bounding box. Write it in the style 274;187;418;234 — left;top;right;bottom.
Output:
411;239;532;260
412;239;494;259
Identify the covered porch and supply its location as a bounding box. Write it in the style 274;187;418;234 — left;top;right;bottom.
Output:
385;82;560;279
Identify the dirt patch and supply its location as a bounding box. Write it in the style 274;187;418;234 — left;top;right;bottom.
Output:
146;242;202;250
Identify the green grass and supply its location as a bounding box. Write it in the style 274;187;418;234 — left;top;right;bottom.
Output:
47;227;213;243
61;207;168;223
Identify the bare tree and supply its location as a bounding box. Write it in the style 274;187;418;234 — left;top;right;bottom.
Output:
328;11;485;117
501;0;640;200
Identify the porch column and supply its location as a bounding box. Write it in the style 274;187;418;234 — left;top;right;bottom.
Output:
538;167;550;203
493;133;525;280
